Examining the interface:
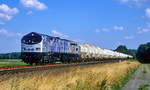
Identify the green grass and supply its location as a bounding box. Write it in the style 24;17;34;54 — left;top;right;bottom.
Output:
142;67;147;73
0;59;28;67
127;59;138;61
138;84;149;90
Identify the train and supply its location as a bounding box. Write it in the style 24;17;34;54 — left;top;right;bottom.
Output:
21;32;133;65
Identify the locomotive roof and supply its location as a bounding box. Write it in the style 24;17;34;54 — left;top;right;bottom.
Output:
25;32;77;43
22;32;41;40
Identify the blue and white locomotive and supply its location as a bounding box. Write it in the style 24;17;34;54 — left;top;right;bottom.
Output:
21;32;80;64
21;32;133;65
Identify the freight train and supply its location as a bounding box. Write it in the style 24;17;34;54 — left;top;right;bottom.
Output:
21;32;133;65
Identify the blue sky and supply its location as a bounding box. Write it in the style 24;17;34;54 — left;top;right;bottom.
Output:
0;0;150;53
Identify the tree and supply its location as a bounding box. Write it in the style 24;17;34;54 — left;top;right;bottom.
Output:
115;45;136;58
115;45;128;53
136;42;150;63
0;52;21;59
115;45;137;58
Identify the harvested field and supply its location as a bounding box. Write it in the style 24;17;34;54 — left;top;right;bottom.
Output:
0;61;140;90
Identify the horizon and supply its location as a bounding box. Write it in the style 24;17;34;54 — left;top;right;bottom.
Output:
0;0;150;53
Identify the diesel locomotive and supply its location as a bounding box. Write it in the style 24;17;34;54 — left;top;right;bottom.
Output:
21;32;133;65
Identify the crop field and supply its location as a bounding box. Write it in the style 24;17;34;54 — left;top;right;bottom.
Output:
0;61;140;90
0;59;28;67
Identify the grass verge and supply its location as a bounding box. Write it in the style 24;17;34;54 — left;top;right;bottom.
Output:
0;61;140;90
141;67;147;74
0;59;28;67
138;84;149;90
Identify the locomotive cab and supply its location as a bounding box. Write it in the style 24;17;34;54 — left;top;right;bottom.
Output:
21;32;43;65
21;32;42;52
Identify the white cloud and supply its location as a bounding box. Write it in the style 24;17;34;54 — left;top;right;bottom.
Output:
26;11;33;15
73;39;86;43
119;0;129;3
101;28;110;32
96;29;100;33
0;4;18;15
118;0;149;7
21;0;47;10
96;26;124;33
137;28;149;34
124;35;134;39
0;21;4;25
145;8;150;18
0;4;19;24
51;30;69;38
96;28;110;33
113;26;124;31
116;42;124;46
0;29;22;37
147;23;150;28
0;13;12;20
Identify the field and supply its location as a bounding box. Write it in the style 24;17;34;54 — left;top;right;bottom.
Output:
0;61;140;90
0;59;28;67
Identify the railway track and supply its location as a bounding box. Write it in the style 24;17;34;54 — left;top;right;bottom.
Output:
0;60;121;74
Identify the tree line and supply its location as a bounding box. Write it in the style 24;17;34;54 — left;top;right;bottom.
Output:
115;42;150;63
0;52;21;59
114;45;137;59
136;42;150;63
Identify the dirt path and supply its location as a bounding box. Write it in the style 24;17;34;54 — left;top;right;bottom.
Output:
122;64;150;90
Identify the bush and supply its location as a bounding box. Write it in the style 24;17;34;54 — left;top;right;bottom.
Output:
136;42;150;63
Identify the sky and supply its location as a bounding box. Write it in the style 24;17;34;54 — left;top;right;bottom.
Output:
0;0;150;53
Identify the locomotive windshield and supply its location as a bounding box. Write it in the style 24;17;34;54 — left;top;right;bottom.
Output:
22;32;42;45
